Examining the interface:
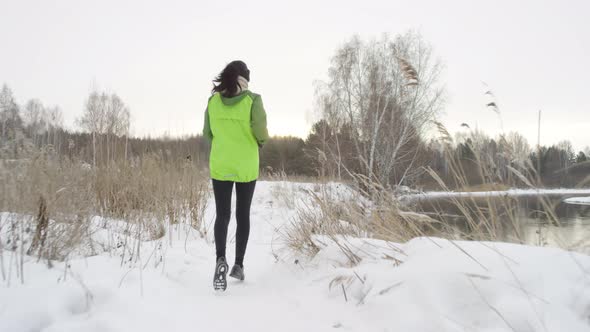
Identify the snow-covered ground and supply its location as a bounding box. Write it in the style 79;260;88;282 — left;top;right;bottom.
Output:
565;197;590;206
1;181;590;331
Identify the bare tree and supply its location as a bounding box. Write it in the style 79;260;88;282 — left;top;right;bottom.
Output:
315;32;445;188
0;84;24;158
46;106;63;152
0;85;21;139
105;93;130;165
557;140;575;174
77;90;131;166
504;132;531;168
23;99;46;146
77;91;104;166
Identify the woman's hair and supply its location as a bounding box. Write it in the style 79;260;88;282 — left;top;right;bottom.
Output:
212;60;250;96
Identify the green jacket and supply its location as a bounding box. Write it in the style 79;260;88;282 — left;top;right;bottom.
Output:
202;90;269;182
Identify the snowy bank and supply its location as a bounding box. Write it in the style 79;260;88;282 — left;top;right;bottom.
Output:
564;196;590;206
402;188;590;201
312;236;590;331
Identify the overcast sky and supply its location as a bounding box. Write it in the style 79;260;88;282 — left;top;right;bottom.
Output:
1;0;588;150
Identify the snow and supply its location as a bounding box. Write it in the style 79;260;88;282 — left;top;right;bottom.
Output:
565;197;590;206
403;188;590;201
1;181;590;331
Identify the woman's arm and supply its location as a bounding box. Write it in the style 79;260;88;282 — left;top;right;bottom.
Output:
251;95;269;147
202;108;213;142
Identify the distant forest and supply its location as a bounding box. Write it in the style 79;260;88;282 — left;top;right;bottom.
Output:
1;82;588;190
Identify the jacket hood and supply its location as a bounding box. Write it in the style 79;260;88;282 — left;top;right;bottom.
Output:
218;91;250;106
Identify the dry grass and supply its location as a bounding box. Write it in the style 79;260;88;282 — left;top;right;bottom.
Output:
283;174;447;265
260;169;339;184
283;185;366;261
0;151;209;283
282;123;573;265
424;123;568;246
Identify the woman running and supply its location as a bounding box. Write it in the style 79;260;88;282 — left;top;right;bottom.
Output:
202;60;269;291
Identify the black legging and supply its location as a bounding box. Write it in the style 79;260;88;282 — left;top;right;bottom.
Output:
212;179;256;267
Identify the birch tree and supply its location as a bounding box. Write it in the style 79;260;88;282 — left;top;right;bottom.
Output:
24;99;46;146
0;85;24;158
77;90;131;166
316;32;445;188
0;85;21;140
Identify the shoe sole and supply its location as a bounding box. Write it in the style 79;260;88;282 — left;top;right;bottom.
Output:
213;262;229;291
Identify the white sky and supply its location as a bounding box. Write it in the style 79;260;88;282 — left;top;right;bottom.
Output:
1;0;589;150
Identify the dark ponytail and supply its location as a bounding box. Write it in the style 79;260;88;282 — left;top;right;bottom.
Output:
212;60;251;96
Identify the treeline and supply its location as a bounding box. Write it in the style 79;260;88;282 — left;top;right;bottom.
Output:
2;81;589;189
261;124;590;189
427;131;590;189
